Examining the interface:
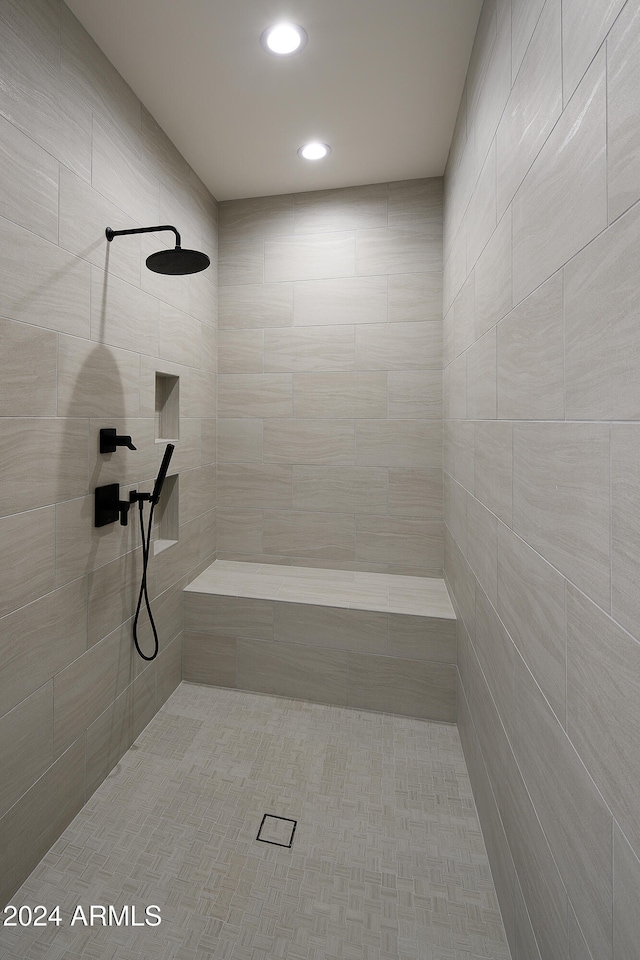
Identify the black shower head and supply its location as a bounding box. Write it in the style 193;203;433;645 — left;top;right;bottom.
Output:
146;246;210;275
105;225;210;275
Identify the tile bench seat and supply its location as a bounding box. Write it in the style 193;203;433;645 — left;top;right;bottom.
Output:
183;560;457;722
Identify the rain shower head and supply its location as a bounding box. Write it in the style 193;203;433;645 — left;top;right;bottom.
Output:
105;225;210;275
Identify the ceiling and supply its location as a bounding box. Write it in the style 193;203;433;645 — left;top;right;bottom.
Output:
64;0;483;202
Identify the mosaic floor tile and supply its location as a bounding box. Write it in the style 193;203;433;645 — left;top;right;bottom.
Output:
0;684;510;959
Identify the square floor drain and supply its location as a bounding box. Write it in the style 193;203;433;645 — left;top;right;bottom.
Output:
256;814;297;848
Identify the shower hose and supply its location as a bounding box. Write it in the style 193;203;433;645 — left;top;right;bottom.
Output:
132;497;159;661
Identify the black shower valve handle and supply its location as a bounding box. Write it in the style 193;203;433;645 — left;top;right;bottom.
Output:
100;428;137;454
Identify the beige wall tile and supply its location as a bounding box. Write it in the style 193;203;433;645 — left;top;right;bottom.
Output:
294;183;388;233
185;593;273;639
0;683;53;818
388;272;443;323
612;424;640;637
356;320;441;371
183;633;237;686
91;267;159;354
217;419;263;463
158;303;205;368
512;51;608;304
219;329;264;374
217;462;292;510
467;327;497;420
58;336;140;419
562;0;626;101
511;0;546;77
0;3;91;181
274;603;387;654
0;317;58;417
475;584;515;736
453;271;475;358
348;653;455;721
357;224;442;276
497;0;562;217
497;524;566;724
497;271;564;420
0;579;87;717
155;632;182;707
294;372;387;419
607;0;640;222
356;516;443;573
0;507;55;617
444;354;467;420
265;325;355;372
263;510;356;561
216;511;263;555
467;139;497;269
184;367;217;419
614;826;640;960
53;622;137;757
91;117;159;228
60;3;140;142
237;638;348;705
514;653;613;960
88;548;146;647
513;423;610;610
265;232;356;282
219;239;264;286
388;370;442;419
474;421;512;526
388;613;456;663
474;208;512;338
0;113;58;242
467;496;498;607
565;202;640;420
356;420;442;470
263;420;354;465
567;584;640;853
292;466;388;514
55;494;137;587
0;740;85;910
218;374;293;418
219;282;293;329
294;276;387;326
0;216;91;337
0;418;89;517
219;194;294;241
388;468;442;519
388;178;443;225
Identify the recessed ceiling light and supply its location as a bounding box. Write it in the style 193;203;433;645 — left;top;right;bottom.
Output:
298;142;331;161
260;22;308;56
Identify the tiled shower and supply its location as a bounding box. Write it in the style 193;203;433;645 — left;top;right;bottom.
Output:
1;0;639;958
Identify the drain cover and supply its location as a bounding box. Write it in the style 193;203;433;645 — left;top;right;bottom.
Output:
256;814;297;848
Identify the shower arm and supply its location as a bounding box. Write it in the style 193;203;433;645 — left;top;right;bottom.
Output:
106;225;182;246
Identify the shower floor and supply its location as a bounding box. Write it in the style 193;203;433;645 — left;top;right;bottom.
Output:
0;683;511;960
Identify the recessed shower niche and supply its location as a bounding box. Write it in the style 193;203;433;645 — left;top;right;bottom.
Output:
154;372;180;553
155;372;179;442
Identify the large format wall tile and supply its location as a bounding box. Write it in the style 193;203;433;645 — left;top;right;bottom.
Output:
0;217;91;337
497;272;564;420
614;826;640;960
565;202;640;420
607;0;640;222
497;0;562;217
263;420;354;464
219;282;293;329
0;0;218;907
514;656;613;960
611;424;640;637
294;183;388;233
237;639;348;704
265;232;356;282
567;585;640;853
513;423;610;609
0;113;58;242
562;0;626;102
293;276;387;326
0;684;53;819
295;372;387;419
512;51;607;305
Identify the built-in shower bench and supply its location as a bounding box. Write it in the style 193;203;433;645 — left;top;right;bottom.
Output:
183;560;457;722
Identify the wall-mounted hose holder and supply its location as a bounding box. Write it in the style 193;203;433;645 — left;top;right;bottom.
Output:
99;428;137;454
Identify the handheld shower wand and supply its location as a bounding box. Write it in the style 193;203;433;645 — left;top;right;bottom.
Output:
132;443;175;661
